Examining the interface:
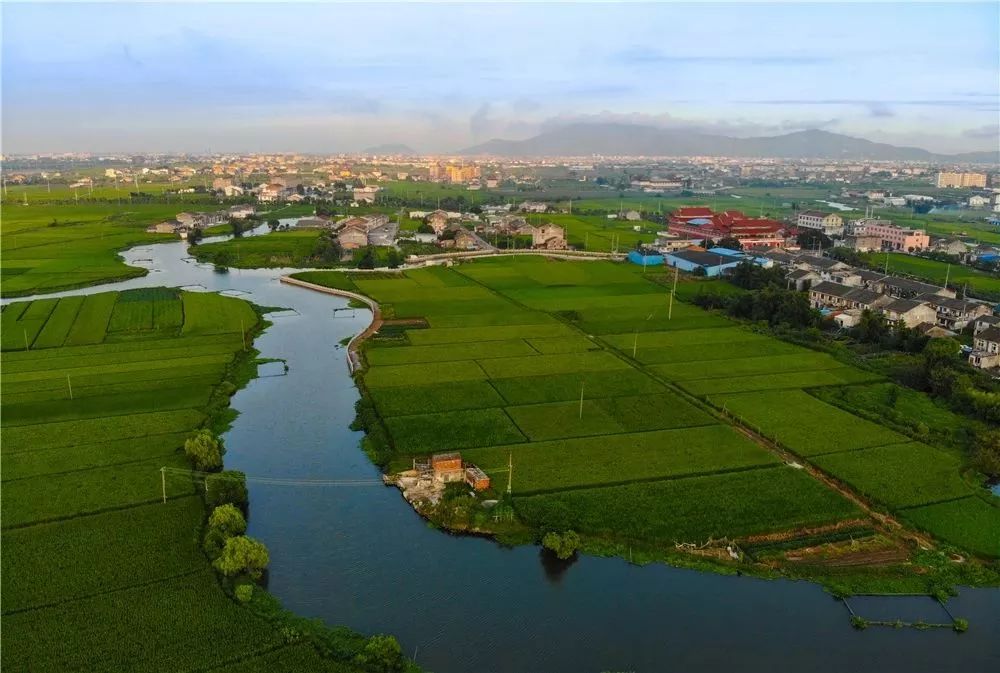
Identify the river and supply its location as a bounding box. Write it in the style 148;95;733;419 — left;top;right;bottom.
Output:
6;225;999;672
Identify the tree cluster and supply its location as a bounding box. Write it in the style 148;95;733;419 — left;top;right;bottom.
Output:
542;530;581;560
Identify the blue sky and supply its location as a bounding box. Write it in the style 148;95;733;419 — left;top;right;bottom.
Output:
3;2;998;154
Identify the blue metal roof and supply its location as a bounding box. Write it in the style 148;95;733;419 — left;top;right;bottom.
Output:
687;218;712;225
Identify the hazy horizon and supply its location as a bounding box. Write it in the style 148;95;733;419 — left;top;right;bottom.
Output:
3;2;998;155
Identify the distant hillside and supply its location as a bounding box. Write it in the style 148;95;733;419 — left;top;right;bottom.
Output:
364;143;417;156
458;124;999;163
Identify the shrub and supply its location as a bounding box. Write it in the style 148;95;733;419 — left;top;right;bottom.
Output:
205;470;248;510
354;634;404;673
234;583;254;603
542;530;581;560
213;535;270;580
953;618;969;633
184;429;225;471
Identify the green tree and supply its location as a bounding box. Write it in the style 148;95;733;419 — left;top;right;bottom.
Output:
923;337;961;370
354;634;404;672
184;429;225;471
855;309;889;344
542;530;581;560
267;218;280;231
972;430;1000;478
796;228;833;250
209;503;247;536
716;236;743;250
206;470;249;510
356;245;377;269
213;535;270;580
313;231;343;264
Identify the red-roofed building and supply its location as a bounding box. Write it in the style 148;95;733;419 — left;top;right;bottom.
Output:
668;207;787;248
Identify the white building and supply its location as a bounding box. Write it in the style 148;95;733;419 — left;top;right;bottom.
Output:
796;210;844;237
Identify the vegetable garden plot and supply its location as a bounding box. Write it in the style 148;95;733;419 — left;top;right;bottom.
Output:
32;296;85;349
384;408;526;454
491;368;665;405
2;497;207;612
370;380;507;417
2;432;188;481
366;338;537;366
364;359;487;388
477;351;629;379
465;425;780;495
514;465;861;543
2;454;194;528
709;390;907;457
680;367;881;396
903;497;1000;558
812;442;973;509
506;399;625;441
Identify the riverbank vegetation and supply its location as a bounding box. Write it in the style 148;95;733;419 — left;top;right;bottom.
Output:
295;257;999;596
1;288;416;673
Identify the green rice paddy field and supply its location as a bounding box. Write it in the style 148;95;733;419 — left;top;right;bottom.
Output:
296;258;999;561
1;289;376;673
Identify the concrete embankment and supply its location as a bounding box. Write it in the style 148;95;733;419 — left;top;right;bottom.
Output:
278;275;380;373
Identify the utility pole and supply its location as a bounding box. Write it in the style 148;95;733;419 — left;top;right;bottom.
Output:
669;266;678;320
943;264;950;290
506;452;513;495
240;318;246;350
161;467;167;503
67;375;73;400
578;381;585;419
23;329;29;351
633;328;639;358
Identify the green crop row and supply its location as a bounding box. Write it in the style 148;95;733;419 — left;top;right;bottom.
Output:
465;425;779;495
514;466;861;543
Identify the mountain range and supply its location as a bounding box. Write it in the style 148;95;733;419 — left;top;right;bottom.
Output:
458;125;998;163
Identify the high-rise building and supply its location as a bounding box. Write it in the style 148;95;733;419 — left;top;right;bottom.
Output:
936;171;987;188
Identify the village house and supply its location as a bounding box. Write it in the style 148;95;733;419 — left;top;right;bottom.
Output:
809;281;891;312
367;221;400;247
353;185;380;203
465;466;491;491
866;275;953;300
796;210;844;237
337;223;369;250
146;219;184;234
520;201;549;213
257;183;284;203
972;314;1000;335
882;298;938;328
296;216;332;229
175;211;226;228
425;209;450;234
786;268;821;291
431;453;464;484
530;223;567;250
969;327;1000;370
843;234;883;252
916;294;992;330
228;204;255;219
933;238;969;257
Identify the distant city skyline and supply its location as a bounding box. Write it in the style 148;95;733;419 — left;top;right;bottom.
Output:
3;2;998;155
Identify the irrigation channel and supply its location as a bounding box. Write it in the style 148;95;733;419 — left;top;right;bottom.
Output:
6;222;1000;672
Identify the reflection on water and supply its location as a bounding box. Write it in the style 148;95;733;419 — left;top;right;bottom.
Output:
4;226;999;673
